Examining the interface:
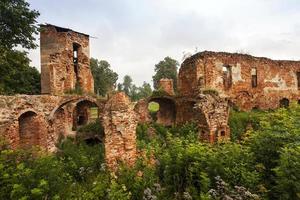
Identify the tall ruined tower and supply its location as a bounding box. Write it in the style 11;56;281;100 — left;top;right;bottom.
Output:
40;24;94;95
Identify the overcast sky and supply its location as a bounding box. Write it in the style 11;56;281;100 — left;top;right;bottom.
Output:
27;0;300;86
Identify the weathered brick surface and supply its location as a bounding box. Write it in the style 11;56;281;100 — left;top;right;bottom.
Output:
134;99;152;123
103;92;137;169
0;24;141;170
179;51;300;110
40;24;94;95
135;93;230;143
195;94;230;143
0;95;104;151
158;78;175;95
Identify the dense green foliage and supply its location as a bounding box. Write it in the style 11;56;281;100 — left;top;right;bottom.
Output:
0;104;300;199
90;58;118;96
0;0;39;50
228;109;262;141
0;0;41;95
152;57;179;90
118;75;152;101
0;50;40;94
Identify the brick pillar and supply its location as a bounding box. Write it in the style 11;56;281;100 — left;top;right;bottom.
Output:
158;78;175;96
103;92;137;170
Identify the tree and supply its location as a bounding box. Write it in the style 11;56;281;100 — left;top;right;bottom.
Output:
118;75;152;101
139;82;152;98
152;57;179;90
274;145;300;200
0;50;40;94
0;0;40;50
90;58;118;96
0;0;40;95
122;75;133;96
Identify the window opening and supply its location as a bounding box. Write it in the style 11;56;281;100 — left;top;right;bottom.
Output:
251;68;257;88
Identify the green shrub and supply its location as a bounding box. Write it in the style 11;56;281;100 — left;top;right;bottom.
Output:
65;82;83;95
77;119;104;139
273;144;300;200
151;88;169;97
229;109;263;141
202;88;219;96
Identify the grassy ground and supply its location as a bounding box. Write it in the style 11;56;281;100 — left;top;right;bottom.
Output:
90;107;98;119
148;102;159;112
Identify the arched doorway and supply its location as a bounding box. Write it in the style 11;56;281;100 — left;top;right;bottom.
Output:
72;100;99;130
18;111;43;148
148;97;176;126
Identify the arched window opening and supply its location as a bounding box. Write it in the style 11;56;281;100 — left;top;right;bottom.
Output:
18;111;40;148
148;98;176;126
73;100;99;130
223;65;232;90
279;98;289;108
148;101;160;121
251;68;257;88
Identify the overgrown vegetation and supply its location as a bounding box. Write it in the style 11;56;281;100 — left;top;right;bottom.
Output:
65;82;84;95
201;88;219;96
1;104;299;199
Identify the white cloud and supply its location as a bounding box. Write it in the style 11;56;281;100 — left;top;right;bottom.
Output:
27;0;300;86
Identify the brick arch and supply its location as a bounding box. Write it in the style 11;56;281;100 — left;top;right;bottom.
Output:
72;99;100;130
147;96;177;126
48;96;103;121
18;111;48;149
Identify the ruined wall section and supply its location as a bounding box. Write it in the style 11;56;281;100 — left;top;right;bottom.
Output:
195;94;230;143
40;25;94;95
0;95;61;149
103;92;137;169
178;58;205;97
158;79;175;95
0;95;102;151
180;51;300;110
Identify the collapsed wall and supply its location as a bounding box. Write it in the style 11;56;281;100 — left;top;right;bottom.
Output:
179;51;300;110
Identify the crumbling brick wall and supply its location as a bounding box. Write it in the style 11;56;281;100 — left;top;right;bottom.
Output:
195;94;230;143
40;24;94;95
103;92;137;169
158;78;175;95
135;93;230;143
0;95;104;150
179;51;300;111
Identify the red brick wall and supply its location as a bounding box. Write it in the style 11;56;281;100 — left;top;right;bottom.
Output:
40;25;94;95
180;51;300;110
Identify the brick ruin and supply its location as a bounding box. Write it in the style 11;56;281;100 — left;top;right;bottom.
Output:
179;51;300;111
0;24;137;168
40;24;94;95
1;24;299;168
135;78;230;143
